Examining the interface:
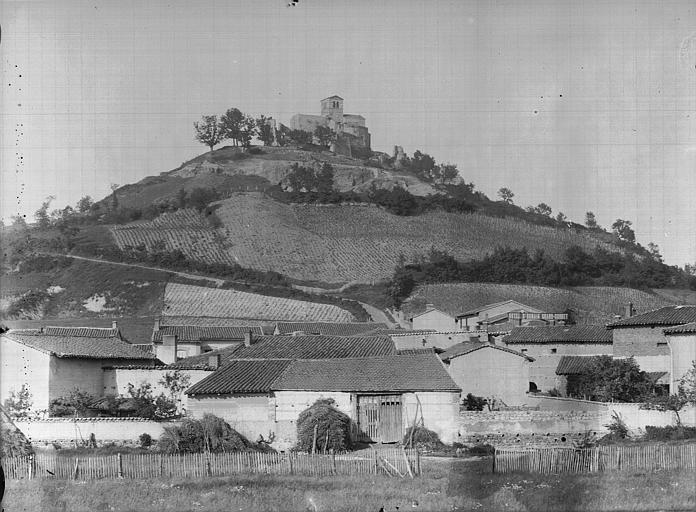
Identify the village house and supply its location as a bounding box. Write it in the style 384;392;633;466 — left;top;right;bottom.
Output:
439;342;534;406
410;304;458;332
456;300;568;332
608;305;696;374
290;96;371;156
390;330;481;352
663;322;696;393
502;325;613;393
148;320;265;363
185;352;461;449
0;327;158;412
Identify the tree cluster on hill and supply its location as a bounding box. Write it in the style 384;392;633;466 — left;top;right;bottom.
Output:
386;245;696;308
397;149;460;185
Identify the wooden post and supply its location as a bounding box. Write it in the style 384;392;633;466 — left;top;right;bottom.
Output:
159;454;164;478
492;448;496;473
402;447;414;478
331;450;337;475
73;458;80;480
117;453;123;479
312;424;318;455
374;450;379;474
416;448;421;476
289;453;294;475
28;454;34;480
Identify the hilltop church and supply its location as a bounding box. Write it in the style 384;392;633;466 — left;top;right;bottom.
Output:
290;96;371;157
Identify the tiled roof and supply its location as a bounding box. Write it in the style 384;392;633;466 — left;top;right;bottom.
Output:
0;318;158;344
160;316;272;328
457;300;528;318
272;353;461;392
2;331;158;360
607;306;696;328
664;322;696;335
167;346;242;370
274;322;387;336
503;325;612;344
396;348;436;355
152;326;264;343
229;335;396;360
43;326;120;338
186;359;293;395
555;356;604;375
440;342;534;362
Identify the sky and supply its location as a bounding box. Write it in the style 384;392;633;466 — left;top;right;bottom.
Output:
1;0;695;266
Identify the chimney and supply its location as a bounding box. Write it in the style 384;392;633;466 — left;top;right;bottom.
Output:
624;302;634;318
158;334;178;365
244;330;253;347
208;354;221;369
153;318;160;332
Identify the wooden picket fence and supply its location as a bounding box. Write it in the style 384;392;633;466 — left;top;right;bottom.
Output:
1;448;420;480
494;443;696;474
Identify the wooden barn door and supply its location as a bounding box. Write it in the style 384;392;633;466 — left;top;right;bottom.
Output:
357;395;403;443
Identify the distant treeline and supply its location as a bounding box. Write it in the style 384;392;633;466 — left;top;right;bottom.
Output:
387;245;696;308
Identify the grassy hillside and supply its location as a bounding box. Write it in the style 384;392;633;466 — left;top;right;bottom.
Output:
401;283;678;324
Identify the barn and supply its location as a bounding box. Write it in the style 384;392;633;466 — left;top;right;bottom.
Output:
185;352;461;450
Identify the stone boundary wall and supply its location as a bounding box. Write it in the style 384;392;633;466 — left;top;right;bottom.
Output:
13;419;177;446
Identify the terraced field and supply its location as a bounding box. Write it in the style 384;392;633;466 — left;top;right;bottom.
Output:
214;193;620;283
162;283;355;322
110;209;235;265
401;283;677;324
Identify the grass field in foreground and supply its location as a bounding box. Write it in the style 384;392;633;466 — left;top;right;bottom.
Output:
3;458;695;512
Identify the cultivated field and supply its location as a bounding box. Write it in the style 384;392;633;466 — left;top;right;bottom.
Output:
163;282;355;322
211;193;620;283
402;283;675;324
3;457;694;511
110;209;235;266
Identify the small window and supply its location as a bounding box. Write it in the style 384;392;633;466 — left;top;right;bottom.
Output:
657;342;668;347
520;349;528;353
550;348;557;354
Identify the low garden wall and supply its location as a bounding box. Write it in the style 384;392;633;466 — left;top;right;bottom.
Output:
13;418;177;446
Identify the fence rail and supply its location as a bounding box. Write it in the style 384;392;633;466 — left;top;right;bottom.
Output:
494;443;696;474
1;448;420;480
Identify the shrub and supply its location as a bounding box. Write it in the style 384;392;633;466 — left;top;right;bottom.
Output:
403;426;445;451
644;425;696;442
4;385;33;419
139;433;153;448
605;411;629;440
462;393;487;411
158;414;266;454
247;146;263;155
466;443;495;456
295;399;353;453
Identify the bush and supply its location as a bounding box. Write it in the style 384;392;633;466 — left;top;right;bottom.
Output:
139;433;153;448
466;443;495;456
462;393;487;411
247;146;263;155
644;425;696;442
605;411;629;440
403;426;445;451
158;414;269;454
295;399;353;453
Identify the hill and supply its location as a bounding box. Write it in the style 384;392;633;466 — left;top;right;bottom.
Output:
106;192;621;284
400;283;680;325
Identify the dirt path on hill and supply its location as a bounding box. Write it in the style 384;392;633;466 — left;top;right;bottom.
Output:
42;253;226;286
357;301;397;327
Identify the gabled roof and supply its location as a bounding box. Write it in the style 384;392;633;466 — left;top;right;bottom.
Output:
186;359;293;395
503;325;612;344
321;95;343;101
607;305;696;328
555;355;604;375
229;335;395;359
43;326;120;338
439;342;534;362
167;346;241;370
274;322;387;337
664;322;696;335
152;326;264;343
272;353;460;392
2;330;158;360
456;300;542;319
410;307;455;321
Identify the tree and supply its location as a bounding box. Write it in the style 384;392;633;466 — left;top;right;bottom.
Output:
585;211;598;229
159;370;191;415
437;163;459;184
194;115;224;152
647;242;663;262
238;114;256;148
315;163;335;199
534;203;552;216
4;385;33;419
287;129;313;145
255;115;275;146
642;361;696;427
568;356;652;402
34;195;55;228
10;215;27;228
612;219;636;243
314;125;336;148
497;187;514;204
219;108;245;146
409;150;437;181
110;184;120;211
555;212;568;223
76;195;93;213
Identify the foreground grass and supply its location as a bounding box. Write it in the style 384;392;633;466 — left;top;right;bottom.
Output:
3;458;695;512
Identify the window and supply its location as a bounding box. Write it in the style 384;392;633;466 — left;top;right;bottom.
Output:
657;342;668;347
520;349;528;353
550;348;557;354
